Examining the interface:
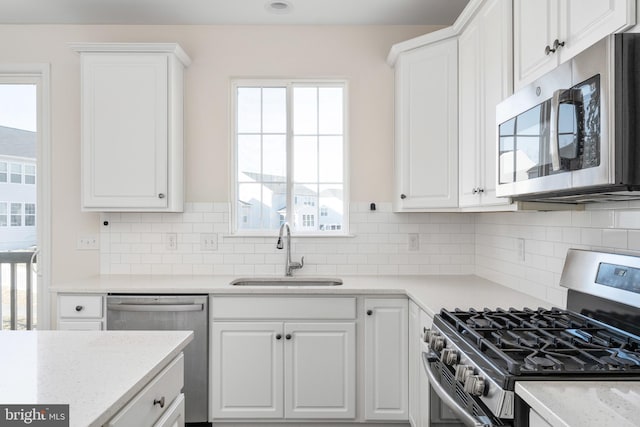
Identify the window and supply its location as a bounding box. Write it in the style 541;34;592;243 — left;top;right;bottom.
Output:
24;164;35;184
320;206;328;217
24;203;35;226
233;80;347;234
0;162;6;182
10;163;22;183
0;202;6;226
10;203;22;226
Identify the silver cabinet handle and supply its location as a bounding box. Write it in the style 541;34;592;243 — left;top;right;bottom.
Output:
158;193;165;199
107;303;204;312
153;396;165;408
422;352;490;427
75;305;84;312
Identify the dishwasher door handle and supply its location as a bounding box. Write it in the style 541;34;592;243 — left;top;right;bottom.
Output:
107;303;204;312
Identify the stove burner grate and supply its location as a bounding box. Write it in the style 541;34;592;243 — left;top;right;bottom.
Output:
441;307;640;375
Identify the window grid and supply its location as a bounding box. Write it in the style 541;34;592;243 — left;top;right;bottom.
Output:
234;80;346;235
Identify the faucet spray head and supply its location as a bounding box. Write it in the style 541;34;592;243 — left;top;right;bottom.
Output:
276;237;284;249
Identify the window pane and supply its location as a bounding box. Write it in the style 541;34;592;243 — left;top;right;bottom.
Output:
10;163;22;183
319;88;343;134
238;182;286;230
237;135;261;181
293;184;318;231
25;203;35;215
319;184;343;232
293;136;318;183
25;175;35;185
11;203;22;226
319;136;343;182
293;87;317;134
237;88;261;133
0;203;6;226
0;162;6;182
262;88;286;133
263;135;286;181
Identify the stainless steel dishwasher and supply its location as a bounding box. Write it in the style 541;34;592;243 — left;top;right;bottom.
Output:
107;294;208;423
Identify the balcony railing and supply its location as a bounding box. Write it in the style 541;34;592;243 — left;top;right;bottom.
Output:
0;251;37;330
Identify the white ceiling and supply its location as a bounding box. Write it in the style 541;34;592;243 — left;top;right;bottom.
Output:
0;0;469;25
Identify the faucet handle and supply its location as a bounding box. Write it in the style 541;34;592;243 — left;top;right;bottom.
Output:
290;256;304;271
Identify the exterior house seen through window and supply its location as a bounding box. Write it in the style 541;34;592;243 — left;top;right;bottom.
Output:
233;80;347;234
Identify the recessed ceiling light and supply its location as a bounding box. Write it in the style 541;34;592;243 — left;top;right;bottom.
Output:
265;0;293;15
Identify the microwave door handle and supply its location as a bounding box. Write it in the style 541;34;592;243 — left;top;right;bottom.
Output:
549;89;563;171
422;352;492;427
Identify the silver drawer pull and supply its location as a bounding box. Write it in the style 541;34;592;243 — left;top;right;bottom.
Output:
75;305;84;312
153;396;165;408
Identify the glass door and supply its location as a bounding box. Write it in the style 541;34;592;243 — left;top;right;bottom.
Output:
0;82;39;329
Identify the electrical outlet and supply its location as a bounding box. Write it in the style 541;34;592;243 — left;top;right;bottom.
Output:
165;233;178;250
200;233;218;251
77;236;98;250
516;238;525;262
408;233;420;251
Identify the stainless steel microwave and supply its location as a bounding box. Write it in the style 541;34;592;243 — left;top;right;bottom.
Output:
496;33;640;203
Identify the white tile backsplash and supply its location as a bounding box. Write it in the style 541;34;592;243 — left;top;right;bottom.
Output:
475;204;640;307
100;202;476;276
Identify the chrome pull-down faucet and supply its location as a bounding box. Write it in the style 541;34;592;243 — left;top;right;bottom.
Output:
277;222;304;276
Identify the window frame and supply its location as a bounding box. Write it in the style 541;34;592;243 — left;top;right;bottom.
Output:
230;78;349;236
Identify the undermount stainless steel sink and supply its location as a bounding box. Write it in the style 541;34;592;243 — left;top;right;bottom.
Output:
230;277;343;287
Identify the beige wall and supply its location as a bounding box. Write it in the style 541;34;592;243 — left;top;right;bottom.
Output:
0;24;439;283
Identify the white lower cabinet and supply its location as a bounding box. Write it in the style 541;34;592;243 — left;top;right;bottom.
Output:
408;301;420;427
56;293;106;330
107;353;185;427
211;322;284;419
210;296;357;421
364;297;409;421
529;409;553;427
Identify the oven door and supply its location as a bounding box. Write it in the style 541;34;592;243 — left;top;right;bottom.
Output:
421;350;511;427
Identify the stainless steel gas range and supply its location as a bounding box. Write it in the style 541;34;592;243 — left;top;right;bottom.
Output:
423;249;640;426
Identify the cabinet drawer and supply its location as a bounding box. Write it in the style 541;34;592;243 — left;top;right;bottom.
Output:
211;296;356;320
58;294;104;319
107;353;184;427
58;320;103;330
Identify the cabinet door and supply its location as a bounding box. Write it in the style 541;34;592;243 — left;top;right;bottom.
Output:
408;301;420;427
211;322;284;419
514;0;559;90
153;393;185;427
458;15;482;208
364;298;409;420
82;53;169;209
283;322;356;419
478;0;513;207
395;37;458;210
561;0;635;60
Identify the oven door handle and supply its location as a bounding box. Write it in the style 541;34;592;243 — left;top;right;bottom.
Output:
422;352;492;427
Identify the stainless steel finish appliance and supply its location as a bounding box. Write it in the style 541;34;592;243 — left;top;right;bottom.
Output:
496;34;640;203
107;295;208;423
423;249;640;426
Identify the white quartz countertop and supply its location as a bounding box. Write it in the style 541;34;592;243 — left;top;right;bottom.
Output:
516;381;640;427
51;274;552;318
0;330;193;427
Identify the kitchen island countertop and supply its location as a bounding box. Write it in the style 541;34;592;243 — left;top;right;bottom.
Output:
0;330;193;427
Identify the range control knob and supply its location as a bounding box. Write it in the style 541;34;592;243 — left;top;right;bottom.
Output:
454;365;474;383
422;328;432;343
463;375;486;397
429;333;445;352
441;348;459;366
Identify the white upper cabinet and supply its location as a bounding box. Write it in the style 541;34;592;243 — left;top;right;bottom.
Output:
514;0;635;90
394;37;458;211
459;0;513;208
72;43;190;212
